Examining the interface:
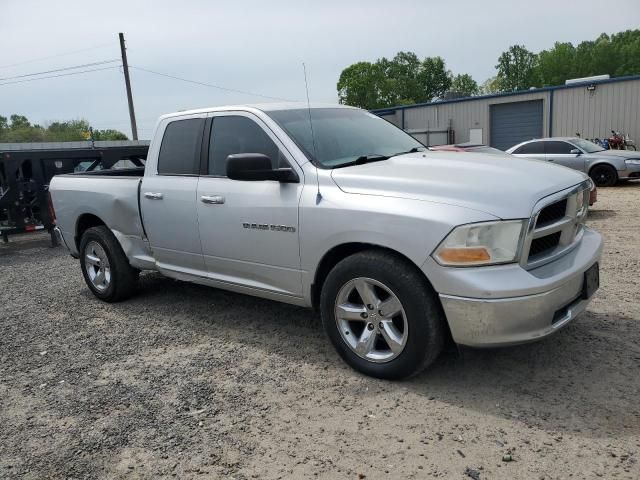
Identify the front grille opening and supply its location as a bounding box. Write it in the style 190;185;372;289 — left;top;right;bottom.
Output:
552;295;580;324
552;305;570;324
529;232;561;258
536;199;567;227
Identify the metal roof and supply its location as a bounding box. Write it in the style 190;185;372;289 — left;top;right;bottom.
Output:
372;74;640;114
0;140;150;152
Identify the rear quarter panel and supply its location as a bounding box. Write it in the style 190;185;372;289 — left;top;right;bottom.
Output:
50;175;144;255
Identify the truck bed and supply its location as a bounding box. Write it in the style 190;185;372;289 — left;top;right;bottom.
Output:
50;173;145;256
69;167;145;177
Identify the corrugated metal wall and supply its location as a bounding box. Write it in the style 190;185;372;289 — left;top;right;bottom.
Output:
377;77;640;149
552;79;640;142
400;91;549;145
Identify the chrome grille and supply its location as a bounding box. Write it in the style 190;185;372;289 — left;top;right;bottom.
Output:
536;199;567;227
523;182;591;269
529;231;561;258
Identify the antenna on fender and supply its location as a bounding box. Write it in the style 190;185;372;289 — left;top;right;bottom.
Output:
303;62;322;204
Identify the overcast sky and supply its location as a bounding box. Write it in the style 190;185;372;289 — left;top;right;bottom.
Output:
1;0;639;139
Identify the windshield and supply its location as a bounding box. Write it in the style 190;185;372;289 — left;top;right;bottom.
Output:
266;108;425;168
571;138;605;153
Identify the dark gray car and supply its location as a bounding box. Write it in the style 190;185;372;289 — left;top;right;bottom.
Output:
506;137;640;186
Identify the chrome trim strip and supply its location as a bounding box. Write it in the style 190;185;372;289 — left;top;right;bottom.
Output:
531;216;574;238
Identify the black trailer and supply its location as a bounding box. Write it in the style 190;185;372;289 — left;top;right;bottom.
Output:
0;141;149;244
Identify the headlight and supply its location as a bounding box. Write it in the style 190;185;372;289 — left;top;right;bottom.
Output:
625;159;640;165
433;220;525;267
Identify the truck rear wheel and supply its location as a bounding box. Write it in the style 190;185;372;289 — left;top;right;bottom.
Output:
320;250;445;379
79;226;138;302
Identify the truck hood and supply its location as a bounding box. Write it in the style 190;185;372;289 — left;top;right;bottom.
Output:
330;152;587;219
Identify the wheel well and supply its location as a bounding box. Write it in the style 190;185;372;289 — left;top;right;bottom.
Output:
311;243;430;310
588;162;616;176
75;214;106;249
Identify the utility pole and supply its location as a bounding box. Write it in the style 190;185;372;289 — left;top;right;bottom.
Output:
119;32;138;140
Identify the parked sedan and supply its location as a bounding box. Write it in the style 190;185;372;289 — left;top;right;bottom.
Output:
506;137;640;187
429;143;512;156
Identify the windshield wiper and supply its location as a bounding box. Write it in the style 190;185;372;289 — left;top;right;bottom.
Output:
335;154;390;168
391;147;426;157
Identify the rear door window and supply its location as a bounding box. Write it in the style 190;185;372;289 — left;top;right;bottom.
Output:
545;141;574;154
157;118;205;175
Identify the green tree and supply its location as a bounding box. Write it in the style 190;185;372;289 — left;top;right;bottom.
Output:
93;129;128;140
9;114;31;129
480;76;500;94
337;52;452;109
537;42;577;86
450;74;479;96
495;45;538;91
44;119;91;141
418;56;452;101
0;114;128;143
378;51;424;105
528;29;640;88
337;61;386;109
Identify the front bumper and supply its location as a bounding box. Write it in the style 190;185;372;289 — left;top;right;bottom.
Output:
433;227;603;347
619;164;640;180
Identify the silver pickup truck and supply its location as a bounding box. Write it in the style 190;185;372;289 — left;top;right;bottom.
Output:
50;104;603;379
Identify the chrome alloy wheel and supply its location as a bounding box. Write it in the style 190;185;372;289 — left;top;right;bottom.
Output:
84;240;111;292
334;277;408;363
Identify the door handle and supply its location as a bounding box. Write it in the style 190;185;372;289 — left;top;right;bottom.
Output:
201;195;225;205
144;192;164;200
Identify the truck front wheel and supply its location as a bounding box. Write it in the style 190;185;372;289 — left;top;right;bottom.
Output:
320;250;445;379
79;226;139;302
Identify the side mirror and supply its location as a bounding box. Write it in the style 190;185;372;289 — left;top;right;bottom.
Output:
570;148;581;155
226;153;298;183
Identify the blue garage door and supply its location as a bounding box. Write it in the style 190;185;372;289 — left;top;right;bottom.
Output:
490;100;543;151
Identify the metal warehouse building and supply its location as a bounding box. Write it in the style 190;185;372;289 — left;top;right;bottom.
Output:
373;75;640;151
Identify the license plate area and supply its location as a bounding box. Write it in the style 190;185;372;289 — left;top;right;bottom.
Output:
582;262;599;300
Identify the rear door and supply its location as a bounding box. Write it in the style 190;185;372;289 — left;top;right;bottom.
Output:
196;112;304;297
544;140;586;172
140;116;206;275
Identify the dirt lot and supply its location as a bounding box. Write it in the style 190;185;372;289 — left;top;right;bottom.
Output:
1;183;639;480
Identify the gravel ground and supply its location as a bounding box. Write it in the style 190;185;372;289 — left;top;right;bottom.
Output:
1;183;639;480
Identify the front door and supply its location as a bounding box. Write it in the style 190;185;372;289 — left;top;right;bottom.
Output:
196;112;304;297
545;140;586;172
140;116;206;275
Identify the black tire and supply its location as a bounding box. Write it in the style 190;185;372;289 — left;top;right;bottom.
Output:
590;164;618;187
320;250;445;379
79;226;139;302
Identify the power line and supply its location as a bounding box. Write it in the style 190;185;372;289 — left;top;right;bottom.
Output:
0;65;121;87
0;43;114;70
130;65;294;102
0;59;120;81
